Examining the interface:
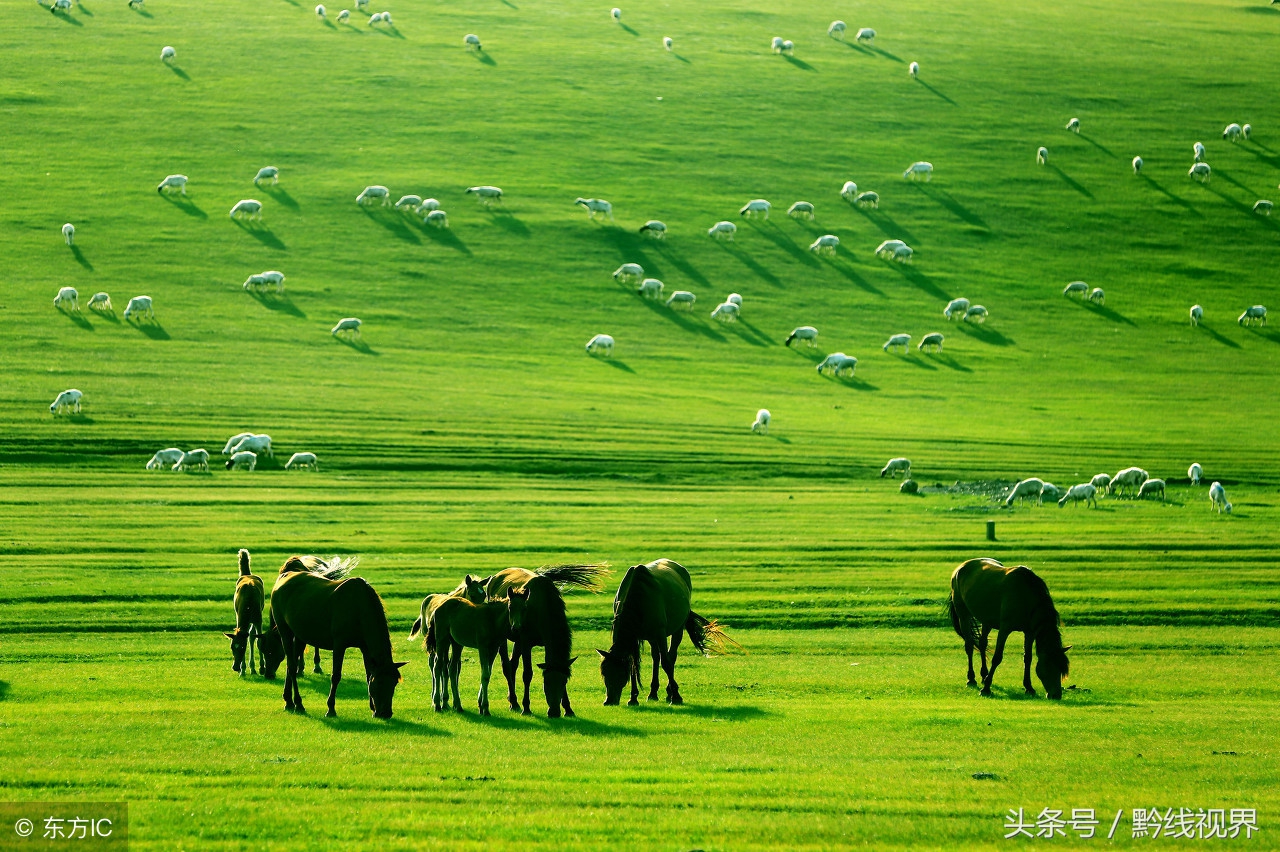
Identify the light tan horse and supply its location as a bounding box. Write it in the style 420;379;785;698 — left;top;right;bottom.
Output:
225;549;265;676
426;588;527;716
948;557;1071;699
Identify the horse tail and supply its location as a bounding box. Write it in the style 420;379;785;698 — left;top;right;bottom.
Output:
425;615;437;659
948;589;981;648
408;615;423;643
685;611;743;657
536;562;612;593
239;548;251;576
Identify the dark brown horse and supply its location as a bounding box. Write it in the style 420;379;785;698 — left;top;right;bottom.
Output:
269;556;406;718
598;558;735;706
425;590;525;716
481;563;609;718
225;549;265;676
406;574;487;644
948;557;1071;699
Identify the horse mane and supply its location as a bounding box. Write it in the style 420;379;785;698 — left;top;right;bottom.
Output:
1015;567;1061;627
533;577;573;666
280;554;358;581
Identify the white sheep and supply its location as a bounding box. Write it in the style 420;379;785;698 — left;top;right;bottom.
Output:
1138;478;1166;501
1254;200;1273;216
964;305;988;323
1005;477;1046;507
1066;118;1080;133
465;34;482;51
356;0;367;7
1108;466;1149;496
1132;156;1143;174
123;295;154;321
230;434;273;457
1243;123;1252;140
229;199;263;221
1238;305;1267;326
425;210;448;228
332;317;362;338
1039;482;1064;503
726;293;742;308
146;449;184;471
855;191;879;209
1058;483;1097;508
174;449;210;472
156;174;188;195
781;40;794;56
611;7;621;21
809;234;840;255
708;221;736;241
369;11;391;25
881;458;911;478
828;21;846;39
222;433;253;455
903;162;933;182
751;409;770;434
1089;473;1111;491
418;198;442;213
816;352;857;377
315;4;326;18
908;61;918;78
663;37;673;51
1223;123;1242;141
367;11;384;24
1063;280;1088;298
787;202;815;220
1088;287;1105;305
465;186;503;205
892;245;914;264
285;452;318;471
337;9;349;21
243;274;268;292
253;166;279;187
1193;142;1206;162
585;334;614;356
356;186;391;206
50;0;73;8
710;302;740;323
637;278;664;299
1190;304;1203;326
1209;481;1230;514
944;298;970;320
62;223;75;246
785;326;818;348
54;286;80;312
1037;147;1048;165
88;292;112;312
770;37;784;54
613;263;644;283
917;332;944;352
575;198;614;220
639;220;667;238
875;239;906;259
740;199;771;219
50;389;83;415
1188;463;1202;485
840;181;858;202
161;46;176;63
1189;163;1211;183
882;333;911;353
395;195;423;211
227;451;258;471
260;271;285;293
666;290;696;311
855;27;875;43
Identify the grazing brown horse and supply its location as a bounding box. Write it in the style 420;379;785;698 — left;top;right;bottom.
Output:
598;559;736;706
426;589;526;716
226;549;265;676
269;556;406;718
948;557;1071;699
406;574;487;644
481;564;609;718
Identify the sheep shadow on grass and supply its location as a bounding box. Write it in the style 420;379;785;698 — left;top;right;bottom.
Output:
334;335;379;356
887;352;937;371
915;79;956;105
886;262;949;301
1047;164;1093;199
65;413;96;425
866;45;904;63
619;23;638;36
70;245;93;271
823;257;885;296
247;290;306;318
592;356;635;374
671;53;691;64
375;25;406;39
90;307;120;325
0;681;8;701
129;3;152;16
856;206;919;245
1195;323;1241;349
360;208;419;244
748;220;819;267
418;222;473;255
912;184;991;229
167;65;191;81
713;242;782;288
821;372;879;391
787;345;824;364
927;352;972;373
653;243;710;287
262;186;299;211
59;308;94;331
599;228;657;273
955;322;1014;347
233;219;286;249
128;318;171;340
730;318;772;348
841;41;873;57
51;9;84;25
487;210;530;237
634;295;726;342
161;194;208;219
1139;175;1202;217
1077;134;1116;158
1243;325;1280;345
782;55;815;72
473;51;497;67
1081;300;1136;327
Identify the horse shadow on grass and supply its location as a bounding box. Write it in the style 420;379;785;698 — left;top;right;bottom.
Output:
912;184;991;229
1139;175;1201;217
628;702;769;722
955;322;1014;347
335;335;380;355
128;318;171;340
915;79;956;105
1196;323;1241;348
247;290;306;318
70;245;93;270
714;241;782;288
1047;165;1093;199
360;207;419;244
782;55;815;71
487;209;530;237
1077;134;1116;158
318;716;447;736
59;308;94;331
233;220;286;250
1081;301;1136;326
748;220;819;267
161;194;208;219
262;186;300;211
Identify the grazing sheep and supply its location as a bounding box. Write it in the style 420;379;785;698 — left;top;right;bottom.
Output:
1243;123;1252;140
1108;466;1149;496
881;458;911;478
828;20;846;39
785;326;818;348
465;185;503;205
128;0;144;6
62;223;75;246
875;239;906;259
1005;477;1046;507
1190;304;1203;326
1039;482;1064;503
156;174;188;195
854;191;879;209
964;305;988;323
575;198;614;221
639;220;667;238
1063;280;1088;298
816;352;857;377
230;434;273;457
315;4;326;18
1223;123;1242;141
1193;142;1205;162
243;274;268;292
174;449;210;472
1036;147;1048;165
395;195;423;211
840;181;859;202
892;245;914;264
465;34;482;51
613;263;644;283
708;221;737;241
771;37;784;54
1090;473;1112;491
425;210;448;228
356;186;391;206
752;409;770;434
663;37;673;51
337;9;349;21
1209;481;1231;514
666;290;696;311
254;166;279;186
1189;162;1211;183
50;389;83;416
1138;478;1166;501
332;317;362;338
161;46;176;63
740;199;771;219
611;7;621;21
787;201;815;220
123;295;154;321
710;302;740;323
1188;463;1202;485
1238;305;1267;326
781;40;794;56
637;278;664;299
903;161;933;182
229;199;263;220
418;198;442;213
1132;156;1143;174
944;298;970;320
585;334;614;357
1254;200;1273;216
883;333;911;353
1058;483;1097;508
1066;118;1080;133
726;293;742;307
370;11;391;24
147;449;185;471
909;61;919;78
54;287;80;312
356;0;367;7
809;234;840;255
223;433;253;455
855;27;875;43
367;11;384;24
1088;287;1105;305
260;271;285;293
285;452;318;471
917;332;944;352
87;292;112;312
226;451;258;471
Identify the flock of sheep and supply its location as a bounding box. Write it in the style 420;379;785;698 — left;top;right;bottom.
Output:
146;433;318;474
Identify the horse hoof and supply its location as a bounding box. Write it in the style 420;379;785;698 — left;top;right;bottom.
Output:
669;696;684;706
627;699;639;707
967;678;977;687
521;709;532;716
325;709;337;718
564;709;575;718
980;688;992;697
481;708;490;717
1025;688;1036;696
313;668;323;675
508;702;520;711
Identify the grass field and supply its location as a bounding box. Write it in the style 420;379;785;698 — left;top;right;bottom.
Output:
2;0;1280;847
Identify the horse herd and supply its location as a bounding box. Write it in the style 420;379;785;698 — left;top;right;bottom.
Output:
227;549;1068;719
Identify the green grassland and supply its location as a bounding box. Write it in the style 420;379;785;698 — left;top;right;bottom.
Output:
2;0;1280;847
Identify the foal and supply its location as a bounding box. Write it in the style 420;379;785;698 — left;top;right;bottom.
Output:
226;549;265;675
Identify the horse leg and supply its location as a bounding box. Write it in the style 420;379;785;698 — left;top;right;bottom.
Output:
326;647;345;717
628;646;640;706
280;626;297;712
1022;634;1036;695
450;641;464;711
520;645;533;716
965;639;976;686
478;646;496;716
648;641;662;701
665;630;684;705
431;647;445;712
978;626;992;681
561;689;575;718
313;646;323;675
500;640;519;711
981;629;1010;696
249;630;258;675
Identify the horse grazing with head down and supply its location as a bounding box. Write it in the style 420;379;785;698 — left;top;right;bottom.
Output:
426;589;526;716
269;555;406;718
948;557;1071;699
226;549;265;676
598;558;737;706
